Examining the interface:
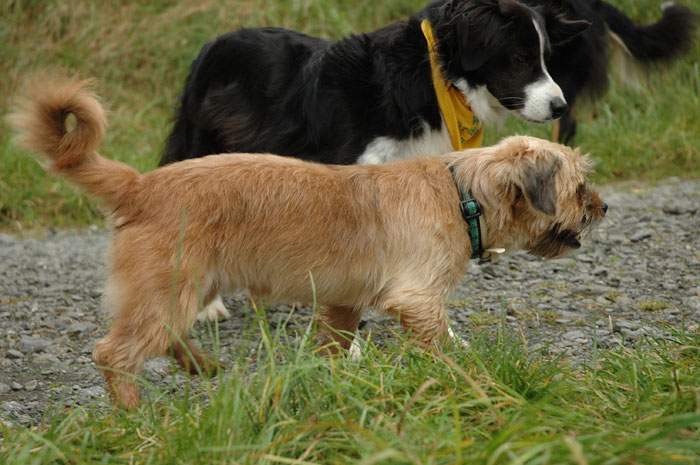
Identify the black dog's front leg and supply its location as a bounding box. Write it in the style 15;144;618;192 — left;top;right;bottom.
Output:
551;110;577;146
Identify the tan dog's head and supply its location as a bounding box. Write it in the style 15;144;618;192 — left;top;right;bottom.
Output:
452;136;607;259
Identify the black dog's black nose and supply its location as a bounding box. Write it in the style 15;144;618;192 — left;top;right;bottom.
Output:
603;203;609;214
550;98;568;119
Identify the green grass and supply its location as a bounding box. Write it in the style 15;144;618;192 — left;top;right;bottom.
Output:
1;322;698;465
638;299;671;312
1;0;699;229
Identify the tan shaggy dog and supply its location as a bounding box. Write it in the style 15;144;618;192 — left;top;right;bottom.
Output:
10;76;606;409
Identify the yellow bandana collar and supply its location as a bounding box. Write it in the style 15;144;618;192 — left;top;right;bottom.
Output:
420;19;484;150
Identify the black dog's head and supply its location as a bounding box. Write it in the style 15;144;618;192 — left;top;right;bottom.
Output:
426;0;589;123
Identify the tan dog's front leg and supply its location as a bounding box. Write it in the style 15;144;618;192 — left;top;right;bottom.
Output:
316;305;363;356
384;295;449;349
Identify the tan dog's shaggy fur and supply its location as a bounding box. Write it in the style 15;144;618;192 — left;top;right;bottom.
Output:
10;76;606;409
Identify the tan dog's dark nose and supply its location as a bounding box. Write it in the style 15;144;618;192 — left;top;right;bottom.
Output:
603;202;608;215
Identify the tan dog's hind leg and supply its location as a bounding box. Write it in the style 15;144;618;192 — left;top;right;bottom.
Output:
173;287;221;375
171;338;219;376
94;277;205;409
316;306;363;356
94;315;170;409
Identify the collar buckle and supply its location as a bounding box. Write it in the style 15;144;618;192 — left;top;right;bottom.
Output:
459;200;481;221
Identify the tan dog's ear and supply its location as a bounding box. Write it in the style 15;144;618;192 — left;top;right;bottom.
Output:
517;156;561;216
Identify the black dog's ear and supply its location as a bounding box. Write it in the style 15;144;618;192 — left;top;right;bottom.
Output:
455;3;510;71
520;156;562;216
455;20;497;71
498;0;522;16
547;14;591;46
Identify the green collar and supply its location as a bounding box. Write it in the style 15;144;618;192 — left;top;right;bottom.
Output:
449;165;484;261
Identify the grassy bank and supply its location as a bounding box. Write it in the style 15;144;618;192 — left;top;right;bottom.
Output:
1;327;699;465
1;0;698;229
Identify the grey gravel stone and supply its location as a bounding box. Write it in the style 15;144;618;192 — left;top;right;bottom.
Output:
66;322;96;334
608;234;627;244
2;400;32;425
6;349;24;359
2;401;24;414
663;203;697;215
24;380;39;391
613;320;638;332
629;229;653;242
80;386;106;400
19;336;51;354
566;329;586;338
0;180;698;426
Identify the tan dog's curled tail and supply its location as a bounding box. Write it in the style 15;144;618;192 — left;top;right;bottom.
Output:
9;74;140;209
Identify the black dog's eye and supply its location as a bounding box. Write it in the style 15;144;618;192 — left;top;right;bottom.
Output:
512;53;528;65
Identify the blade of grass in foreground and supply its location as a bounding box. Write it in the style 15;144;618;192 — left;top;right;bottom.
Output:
1;329;698;465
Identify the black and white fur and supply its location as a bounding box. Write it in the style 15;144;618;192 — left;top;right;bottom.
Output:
161;0;588;168
528;0;697;143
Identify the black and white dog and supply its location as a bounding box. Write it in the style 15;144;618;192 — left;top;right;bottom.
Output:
161;0;589;168
162;0;696;166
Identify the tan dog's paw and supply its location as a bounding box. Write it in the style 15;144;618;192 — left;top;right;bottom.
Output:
348;336;365;362
197;295;230;322
448;326;470;349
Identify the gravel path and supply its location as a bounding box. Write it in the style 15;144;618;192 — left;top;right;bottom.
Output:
1;179;698;426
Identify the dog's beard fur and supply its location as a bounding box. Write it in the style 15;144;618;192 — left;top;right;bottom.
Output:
528;198;604;259
10;77;607;409
526;176;606;259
